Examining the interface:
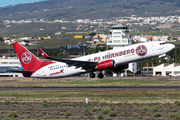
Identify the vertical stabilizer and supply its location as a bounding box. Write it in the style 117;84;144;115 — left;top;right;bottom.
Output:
12;42;54;77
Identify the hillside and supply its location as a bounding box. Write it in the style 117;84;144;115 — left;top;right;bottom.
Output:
0;0;180;20
0;22;80;35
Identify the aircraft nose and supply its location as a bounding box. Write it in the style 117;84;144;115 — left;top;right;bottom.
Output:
169;44;175;50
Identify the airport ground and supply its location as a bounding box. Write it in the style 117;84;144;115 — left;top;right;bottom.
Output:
1;76;180;119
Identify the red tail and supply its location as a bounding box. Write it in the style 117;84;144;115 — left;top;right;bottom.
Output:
13;42;54;72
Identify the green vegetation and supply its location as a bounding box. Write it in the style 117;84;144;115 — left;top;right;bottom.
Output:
85;106;92;116
41;102;49;108
153;113;161;117
170;113;176;118
92;107;98;112
2;118;11;120
102;107;110;114
65;111;71;116
174;100;180;105
27;107;32;111
7;111;17;118
108;110;117;117
97;115;104;119
138;115;143;119
3;100;10;105
141;107;148;111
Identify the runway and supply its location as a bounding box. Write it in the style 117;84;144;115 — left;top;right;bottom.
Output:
0;86;180;90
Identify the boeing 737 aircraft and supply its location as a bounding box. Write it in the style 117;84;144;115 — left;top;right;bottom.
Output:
10;41;175;78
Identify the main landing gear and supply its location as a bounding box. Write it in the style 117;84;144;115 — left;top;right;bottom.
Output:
89;72;95;78
89;72;104;79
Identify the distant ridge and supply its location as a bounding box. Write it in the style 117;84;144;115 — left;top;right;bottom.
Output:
0;0;180;20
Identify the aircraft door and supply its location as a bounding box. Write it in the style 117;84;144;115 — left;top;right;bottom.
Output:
42;71;46;77
151;44;156;51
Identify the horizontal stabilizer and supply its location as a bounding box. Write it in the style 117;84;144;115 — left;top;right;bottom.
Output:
7;70;33;74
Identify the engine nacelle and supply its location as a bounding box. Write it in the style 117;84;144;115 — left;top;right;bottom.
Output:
96;60;128;71
96;60;115;71
112;64;128;71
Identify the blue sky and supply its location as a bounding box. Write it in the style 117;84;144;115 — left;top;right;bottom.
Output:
0;0;46;7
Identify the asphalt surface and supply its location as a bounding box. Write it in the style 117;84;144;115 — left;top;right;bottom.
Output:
0;86;180;90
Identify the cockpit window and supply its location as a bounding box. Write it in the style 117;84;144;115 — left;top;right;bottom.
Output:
160;42;167;45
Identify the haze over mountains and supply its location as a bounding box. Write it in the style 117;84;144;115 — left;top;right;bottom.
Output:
0;0;180;20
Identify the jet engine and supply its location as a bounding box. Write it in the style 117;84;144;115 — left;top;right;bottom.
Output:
112;64;128;71
96;60;115;71
96;60;128;71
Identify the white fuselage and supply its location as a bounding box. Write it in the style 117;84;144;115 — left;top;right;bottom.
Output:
31;41;175;78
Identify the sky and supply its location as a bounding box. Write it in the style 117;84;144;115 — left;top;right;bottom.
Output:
0;0;46;7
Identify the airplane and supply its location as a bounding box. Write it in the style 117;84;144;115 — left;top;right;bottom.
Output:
9;41;175;79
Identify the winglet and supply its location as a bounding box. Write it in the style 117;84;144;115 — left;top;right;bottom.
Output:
38;48;49;58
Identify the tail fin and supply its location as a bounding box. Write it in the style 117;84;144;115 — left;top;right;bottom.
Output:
12;42;53;73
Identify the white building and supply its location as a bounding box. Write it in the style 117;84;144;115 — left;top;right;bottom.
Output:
19;41;33;46
0;58;23;77
129;62;137;73
107;24;137;76
153;36;161;41
153;63;180;76
160;36;170;41
107;25;132;48
140;37;148;42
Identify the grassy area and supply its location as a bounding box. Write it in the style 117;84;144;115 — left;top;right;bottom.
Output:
1;77;180;119
1;77;180;87
0;89;180;119
0;89;180;103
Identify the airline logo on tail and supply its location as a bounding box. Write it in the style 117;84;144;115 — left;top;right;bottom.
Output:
21;52;32;64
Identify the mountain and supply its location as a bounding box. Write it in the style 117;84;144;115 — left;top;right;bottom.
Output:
0;0;180;20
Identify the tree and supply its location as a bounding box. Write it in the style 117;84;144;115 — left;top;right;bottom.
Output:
0;37;4;43
89;32;97;36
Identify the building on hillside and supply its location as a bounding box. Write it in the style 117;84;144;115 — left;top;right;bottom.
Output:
153;36;161;41
19;41;33;46
100;37;107;42
74;35;84;39
93;34;99;39
145;36;152;41
140;37;148;42
160;36;170;41
67;43;89;49
61;27;67;29
132;35;140;42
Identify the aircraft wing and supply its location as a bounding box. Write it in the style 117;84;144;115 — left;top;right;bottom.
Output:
38;48;98;70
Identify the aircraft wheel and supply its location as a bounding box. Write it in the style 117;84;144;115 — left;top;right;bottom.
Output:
98;73;104;79
89;73;95;78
